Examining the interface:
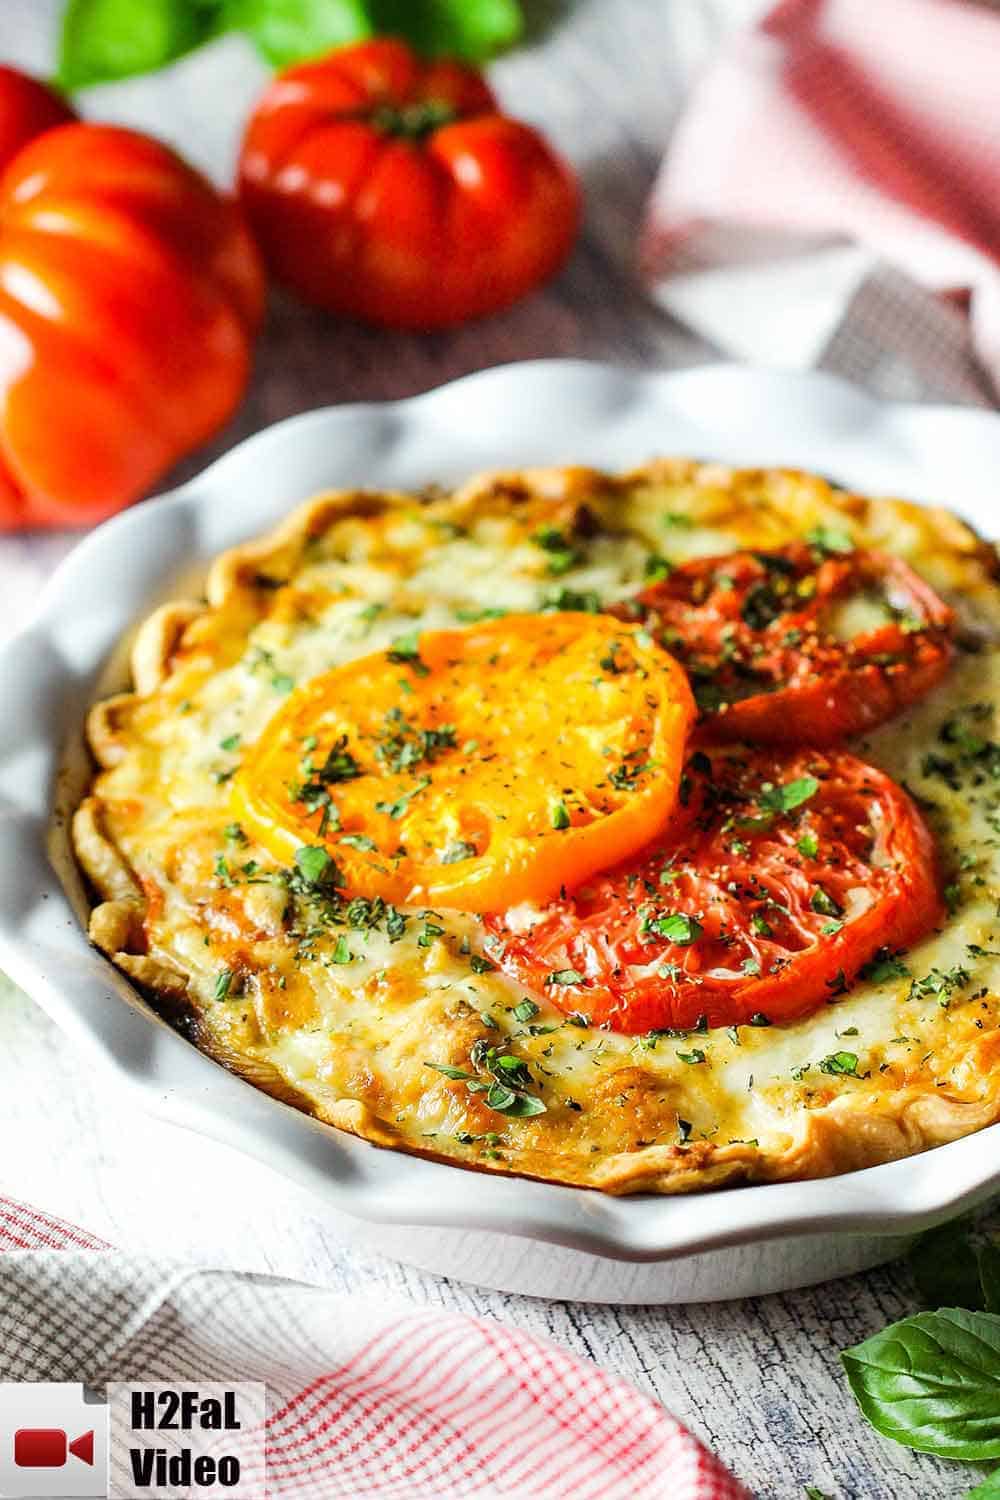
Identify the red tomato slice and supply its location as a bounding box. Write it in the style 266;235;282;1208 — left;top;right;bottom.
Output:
612;543;954;743
484;746;943;1033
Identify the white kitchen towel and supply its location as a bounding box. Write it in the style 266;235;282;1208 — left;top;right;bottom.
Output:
0;1199;749;1500
642;0;1000;407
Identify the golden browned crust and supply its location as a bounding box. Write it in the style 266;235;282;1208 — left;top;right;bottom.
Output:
72;462;1000;1194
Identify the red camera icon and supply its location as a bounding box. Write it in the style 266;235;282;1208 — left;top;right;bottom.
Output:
13;1428;95;1468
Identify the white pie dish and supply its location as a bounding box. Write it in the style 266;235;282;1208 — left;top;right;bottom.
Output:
2;357;1000;1303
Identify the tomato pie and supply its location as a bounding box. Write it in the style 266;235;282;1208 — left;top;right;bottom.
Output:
73;462;1000;1193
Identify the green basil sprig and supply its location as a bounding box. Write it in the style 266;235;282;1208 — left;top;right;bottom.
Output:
909;1218;989;1312
841;1219;1000;1494
58;0;524;89
842;1308;1000;1461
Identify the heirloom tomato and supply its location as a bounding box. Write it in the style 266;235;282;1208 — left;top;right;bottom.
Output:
238;38;579;329
0;76;264;530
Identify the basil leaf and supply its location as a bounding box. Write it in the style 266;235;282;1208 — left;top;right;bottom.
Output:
220;0;371;65
909;1219;984;1311
841;1308;1000;1459
370;0;522;64
965;1469;1000;1497
60;0;525;90
59;0;218;88
980;1243;1000;1315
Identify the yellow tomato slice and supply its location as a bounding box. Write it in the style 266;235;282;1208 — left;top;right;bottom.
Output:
232;613;695;911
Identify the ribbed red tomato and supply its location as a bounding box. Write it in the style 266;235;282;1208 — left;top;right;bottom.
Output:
0;66;75;170
0;76;264;531
613;543;955;743
485;746;943;1033
238;38;579;329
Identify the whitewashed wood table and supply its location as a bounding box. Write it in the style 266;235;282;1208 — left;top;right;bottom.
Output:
0;3;982;1495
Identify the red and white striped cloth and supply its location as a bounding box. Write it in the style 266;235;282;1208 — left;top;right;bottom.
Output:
0;1195;748;1499
643;0;1000;401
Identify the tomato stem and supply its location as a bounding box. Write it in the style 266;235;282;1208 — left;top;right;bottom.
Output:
370;100;459;140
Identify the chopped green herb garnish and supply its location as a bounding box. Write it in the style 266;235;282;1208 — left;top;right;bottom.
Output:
214;969;235;1001
386;631;429;675
644;553;673;581
387;630;422;661
317;736;362;784
376;775;432;820
909;965;970;1003
859;949;910;983
818;1050;861;1077
441;840;477;864
760;776;819;814
532;525;581;576
454;604;508;623
355;602;384;631
541;586;601;613
649;912;703;945
294;845;339;889
375;709;457;774
810;885;841;917
385;907;407;942
806;525;854;555
425;1044;548;1117
426;1062;477;1083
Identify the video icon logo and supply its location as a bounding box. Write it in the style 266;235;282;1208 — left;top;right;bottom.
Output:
0;1385;107;1497
14;1428;95;1468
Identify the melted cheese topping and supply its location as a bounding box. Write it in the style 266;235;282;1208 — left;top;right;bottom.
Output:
78;464;1000;1193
